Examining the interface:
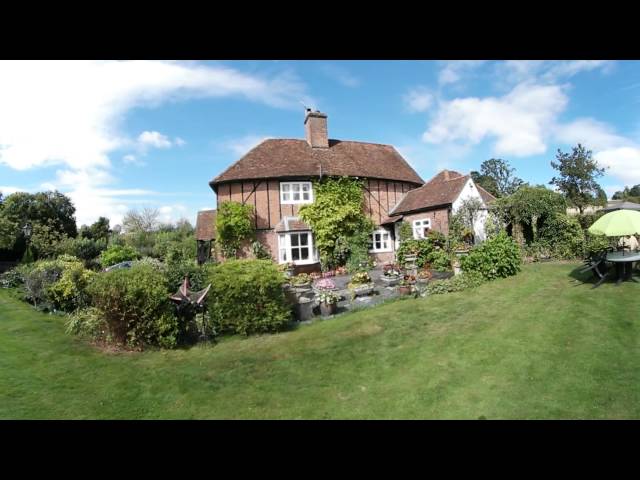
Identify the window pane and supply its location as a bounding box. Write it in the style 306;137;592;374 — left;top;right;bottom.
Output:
293;192;300;201
303;192;310;200
292;248;300;261
300;247;309;260
283;193;290;201
291;234;299;247
302;183;310;191
282;184;290;192
292;184;300;192
280;249;287;261
300;234;308;246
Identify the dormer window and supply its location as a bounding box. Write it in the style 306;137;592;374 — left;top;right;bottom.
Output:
280;182;313;205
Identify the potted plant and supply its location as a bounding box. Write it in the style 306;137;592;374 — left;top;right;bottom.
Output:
278;262;295;278
397;274;416;295
380;264;402;286
335;266;348;276
416;269;432;285
290;273;312;288
313;277;337;293
347;271;374;299
318;290;339;316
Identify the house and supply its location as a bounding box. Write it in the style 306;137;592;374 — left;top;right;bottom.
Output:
202;109;494;269
389;169;496;243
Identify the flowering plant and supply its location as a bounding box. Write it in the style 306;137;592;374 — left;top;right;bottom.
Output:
350;271;371;285
318;290;339;305
402;274;416;284
291;273;312;286
417;269;432;280
314;278;336;290
335;266;348;276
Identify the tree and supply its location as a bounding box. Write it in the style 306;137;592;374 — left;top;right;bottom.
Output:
471;158;525;198
122;208;159;233
0;191;77;257
612;184;640;202
80;216;111;241
550;144;606;214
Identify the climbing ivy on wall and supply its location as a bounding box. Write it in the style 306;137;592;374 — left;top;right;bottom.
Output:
216;201;255;259
298;177;373;269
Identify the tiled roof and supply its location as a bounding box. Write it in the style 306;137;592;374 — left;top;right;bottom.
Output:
476;184;497;205
210;139;424;188
274;216;311;233
195;209;216;241
390;170;470;215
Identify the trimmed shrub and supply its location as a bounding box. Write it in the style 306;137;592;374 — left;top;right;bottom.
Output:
100;244;140;267
585;233;611;258
17;255;85;310
87;264;181;348
65;307;108;342
206;260;291;336
57;236;106;263
425;271;486;295
460;232;521;281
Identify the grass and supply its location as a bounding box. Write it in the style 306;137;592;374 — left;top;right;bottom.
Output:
1;262;640;419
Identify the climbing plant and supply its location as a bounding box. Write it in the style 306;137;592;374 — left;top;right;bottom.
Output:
298;177;373;269
216;201;255;259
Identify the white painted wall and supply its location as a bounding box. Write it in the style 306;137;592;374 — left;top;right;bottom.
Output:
452;178;488;244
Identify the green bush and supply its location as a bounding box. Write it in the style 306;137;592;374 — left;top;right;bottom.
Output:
460;232;522;281
585;233;611;258
47;261;96;312
538;213;585;259
87;264;181;348
165;259;214;292
65;307;108;342
397;237;450;270
206;260;291;336
57;236;107;263
425;271;486;295
0;268;23;288
17;255;86;310
100;244;140;267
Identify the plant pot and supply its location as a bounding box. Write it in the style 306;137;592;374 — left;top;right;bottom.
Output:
319;302;337;317
416;278;430;285
294;297;314;321
398;285;413;295
380;275;401;286
351;284;374;297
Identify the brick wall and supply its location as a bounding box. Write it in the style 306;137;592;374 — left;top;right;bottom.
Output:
402;208;451;236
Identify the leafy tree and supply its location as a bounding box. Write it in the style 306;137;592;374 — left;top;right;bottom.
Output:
216;201;255;259
550;144;606;214
612;185;640;203
29;220;69;259
80;216;111;242
0;191;77;257
471;158;525;198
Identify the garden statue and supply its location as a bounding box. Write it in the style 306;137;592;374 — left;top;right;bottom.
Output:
169;275;212;342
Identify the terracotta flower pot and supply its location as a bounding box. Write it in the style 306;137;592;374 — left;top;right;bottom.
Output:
398;285;413;295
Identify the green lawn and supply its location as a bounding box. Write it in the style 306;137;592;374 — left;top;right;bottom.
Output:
1;262;639;419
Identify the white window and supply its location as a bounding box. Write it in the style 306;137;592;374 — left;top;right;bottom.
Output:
280;182;313;205
412;219;431;239
368;228;392;253
278;232;317;264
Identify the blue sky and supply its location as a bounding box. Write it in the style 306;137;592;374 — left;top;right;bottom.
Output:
1;60;640;227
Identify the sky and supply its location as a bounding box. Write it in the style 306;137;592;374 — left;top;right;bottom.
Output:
1;60;640;227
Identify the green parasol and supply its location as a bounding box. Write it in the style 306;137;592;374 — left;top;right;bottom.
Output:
588;209;640;237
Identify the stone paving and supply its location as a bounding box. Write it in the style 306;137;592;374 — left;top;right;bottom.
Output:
290;267;454;321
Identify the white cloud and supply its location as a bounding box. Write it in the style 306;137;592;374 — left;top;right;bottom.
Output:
403;87;434;113
225;135;272;157
594;147;640;186
137;131;172;150
0;60;313;225
438;60;486;86
498;60;613;85
0;185;26;196
423;83;568;156
174;137;186;146
122;154;145;166
554;118;631;151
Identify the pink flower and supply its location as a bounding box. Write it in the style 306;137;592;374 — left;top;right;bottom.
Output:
315;278;336;290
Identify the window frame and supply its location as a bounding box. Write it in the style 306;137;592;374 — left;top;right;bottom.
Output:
278;231;317;265
368;228;392;253
412;218;431;239
280;181;313;205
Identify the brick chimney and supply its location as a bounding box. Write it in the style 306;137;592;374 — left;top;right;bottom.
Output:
304;109;329;148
